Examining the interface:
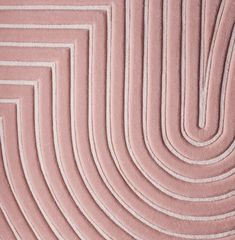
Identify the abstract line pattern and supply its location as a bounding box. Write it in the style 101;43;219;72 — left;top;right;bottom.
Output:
0;0;235;239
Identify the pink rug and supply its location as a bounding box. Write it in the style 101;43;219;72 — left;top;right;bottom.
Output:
0;0;235;239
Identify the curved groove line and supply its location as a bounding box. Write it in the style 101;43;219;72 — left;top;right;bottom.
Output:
0;96;66;240
0;112;43;240
0;203;22;240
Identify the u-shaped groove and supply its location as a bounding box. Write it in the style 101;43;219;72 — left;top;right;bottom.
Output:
181;0;228;145
142;0;235;185
161;0;235;164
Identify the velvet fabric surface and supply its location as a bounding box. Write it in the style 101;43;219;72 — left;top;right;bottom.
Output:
0;0;235;239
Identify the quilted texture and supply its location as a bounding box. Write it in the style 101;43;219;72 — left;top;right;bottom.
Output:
0;0;235;239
